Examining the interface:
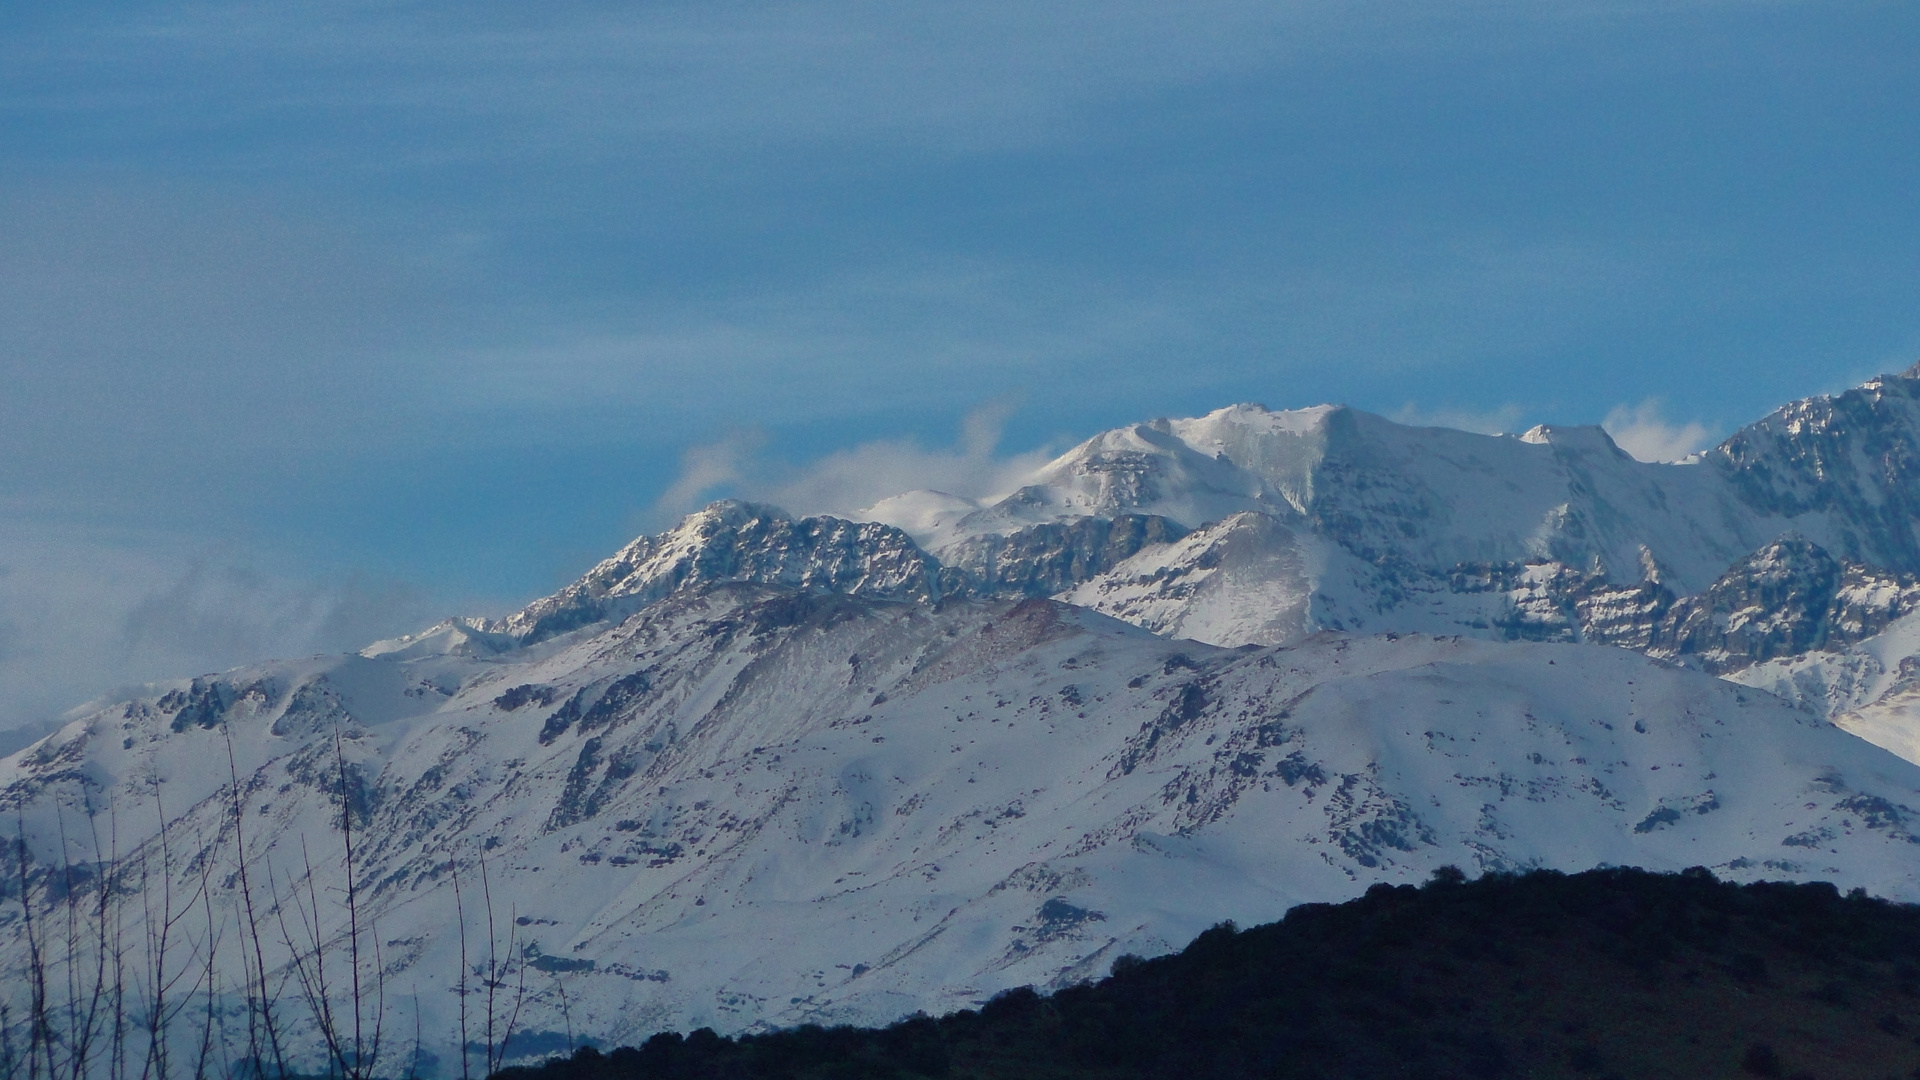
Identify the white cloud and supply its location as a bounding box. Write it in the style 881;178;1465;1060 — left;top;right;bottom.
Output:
652;399;1054;523
0;526;441;732
1602;398;1717;462
652;429;767;517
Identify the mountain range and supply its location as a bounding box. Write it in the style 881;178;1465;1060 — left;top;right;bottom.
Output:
10;366;1920;1073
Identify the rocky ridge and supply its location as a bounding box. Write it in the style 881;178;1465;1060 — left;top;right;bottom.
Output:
501;503;946;645
480;501;1194;651
1711;366;1920;572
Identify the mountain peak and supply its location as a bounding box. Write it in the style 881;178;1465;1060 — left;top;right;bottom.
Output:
686;497;792;525
499;501;943;643
1516;423;1626;456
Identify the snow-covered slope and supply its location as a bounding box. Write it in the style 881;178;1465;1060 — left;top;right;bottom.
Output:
7;584;1920;1071
1729;607;1920;766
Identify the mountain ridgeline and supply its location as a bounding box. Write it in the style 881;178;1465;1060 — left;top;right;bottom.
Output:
480;363;1920;678
500;506;1190;647
10;367;1920;1074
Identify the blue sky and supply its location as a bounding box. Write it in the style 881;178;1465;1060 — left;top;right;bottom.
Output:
2;0;1918;727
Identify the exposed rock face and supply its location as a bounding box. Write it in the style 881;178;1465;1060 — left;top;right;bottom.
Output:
503;502;946;643
934;514;1188;599
499;503;1193;645
1449;537;1920;673
1709;364;1920;574
1651;538;1851;667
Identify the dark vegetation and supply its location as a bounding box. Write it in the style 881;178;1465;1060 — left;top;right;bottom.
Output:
496;867;1920;1080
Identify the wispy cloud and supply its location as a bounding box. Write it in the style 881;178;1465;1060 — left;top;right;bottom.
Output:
1602;398;1717;462
0;528;441;731
652;398;1054;523
652;430;768;516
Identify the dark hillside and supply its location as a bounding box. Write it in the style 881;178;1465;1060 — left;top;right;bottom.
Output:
496;867;1920;1080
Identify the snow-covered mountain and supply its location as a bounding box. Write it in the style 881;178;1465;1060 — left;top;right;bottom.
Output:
9;587;1920;1069
864;366;1920;657
11;366;1920;1074
498;363;1920;674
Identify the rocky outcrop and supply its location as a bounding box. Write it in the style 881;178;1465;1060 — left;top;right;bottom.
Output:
503;502;946;643
501;503;1193;645
1710;364;1920;574
1460;536;1920;673
934;514;1188;599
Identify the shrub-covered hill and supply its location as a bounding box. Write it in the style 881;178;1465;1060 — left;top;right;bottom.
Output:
496;867;1920;1080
